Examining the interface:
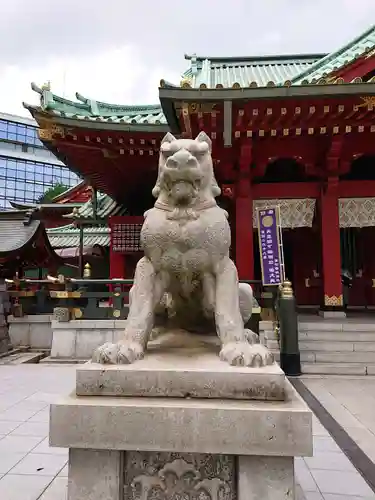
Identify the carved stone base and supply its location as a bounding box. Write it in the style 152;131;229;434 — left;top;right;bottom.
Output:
125;451;235;500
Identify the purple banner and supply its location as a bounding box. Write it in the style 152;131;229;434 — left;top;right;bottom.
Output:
256;207;284;286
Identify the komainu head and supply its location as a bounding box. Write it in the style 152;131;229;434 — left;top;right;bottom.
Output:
152;131;221;206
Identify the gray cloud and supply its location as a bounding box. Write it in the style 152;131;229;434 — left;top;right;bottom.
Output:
1;0;375;113
2;0;375;68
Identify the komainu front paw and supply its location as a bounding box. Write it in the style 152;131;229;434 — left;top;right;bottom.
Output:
92;341;144;364
244;329;259;345
219;342;274;367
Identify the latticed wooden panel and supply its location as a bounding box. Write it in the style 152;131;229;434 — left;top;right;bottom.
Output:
111;224;142;253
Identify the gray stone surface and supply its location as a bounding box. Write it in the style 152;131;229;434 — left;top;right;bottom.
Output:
124;451;235;500
50;319;128;360
68;449;122;500
93;132;274;368
8;314;52;349
238;456;294;500
50;379;312;457
77;344;285;400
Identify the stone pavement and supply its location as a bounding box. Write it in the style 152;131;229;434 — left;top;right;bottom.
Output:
0;366;374;500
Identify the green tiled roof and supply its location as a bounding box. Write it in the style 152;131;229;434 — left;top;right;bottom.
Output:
292;24;375;84
24;83;167;125
69;192;127;219
181;53;325;88
47;224;110;248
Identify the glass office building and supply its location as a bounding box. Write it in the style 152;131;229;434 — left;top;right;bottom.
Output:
0;112;79;209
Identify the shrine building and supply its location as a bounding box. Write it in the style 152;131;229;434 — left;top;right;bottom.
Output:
23;24;375;313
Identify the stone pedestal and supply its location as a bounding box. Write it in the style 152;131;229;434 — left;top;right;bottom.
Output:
50;343;312;500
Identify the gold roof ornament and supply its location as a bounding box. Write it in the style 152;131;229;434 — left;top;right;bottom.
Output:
41;81;51;91
180;76;192;88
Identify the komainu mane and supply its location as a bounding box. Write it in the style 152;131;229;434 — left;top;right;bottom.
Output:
93;131;274;367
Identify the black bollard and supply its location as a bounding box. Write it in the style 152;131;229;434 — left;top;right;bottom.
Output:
278;280;301;376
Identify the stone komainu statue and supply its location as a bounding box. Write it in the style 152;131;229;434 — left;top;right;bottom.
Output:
93;131;274;367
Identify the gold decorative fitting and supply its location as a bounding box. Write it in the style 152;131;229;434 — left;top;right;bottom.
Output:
324;294;343;306
139;150;144;155
351;77;362;84
252;109;258;116
338;105;345;112
113;309;121;318
211;132;216;139
85;136;90;142
283;128;289;136
149;150;154;155
320;127;326;134
215;84;224;89
305;278;310;288
333;126;339;134
295;107;301;114
249;81;258;88
281;108;287;115
130;149;134;155
180;77;192;89
371;125;375;132
359;96;375;108
372;279;375;288
235;131;240;138
246;130;253;137
238;109;245;117
345;126;352;133
266;108;272;115
358;125;364;133
309;106;315;114
38;129;53;141
318;78;327;85
284;80;292;87
232;82;241;89
335;77;345;84
324;106;330;113
281;280;294;298
271;129;277;136
83;262;91;279
266;81;275;87
120;149;124;155
140;139;145;144
199;83;207;89
107;137;112;143
308;128;314;135
295;128;302;135
259;130;265;137
73;308;83;319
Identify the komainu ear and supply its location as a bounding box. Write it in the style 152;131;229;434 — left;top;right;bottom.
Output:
161;132;176;145
195;131;212;151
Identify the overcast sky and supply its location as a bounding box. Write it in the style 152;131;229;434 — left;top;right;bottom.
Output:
2;0;375;117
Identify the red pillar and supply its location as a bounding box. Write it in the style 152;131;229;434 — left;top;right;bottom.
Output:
320;178;342;308
109;251;126;279
235;141;254;280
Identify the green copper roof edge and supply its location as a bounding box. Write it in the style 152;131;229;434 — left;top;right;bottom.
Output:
184;53;327;63
291;24;375;83
28;83;163;118
75;92;162;114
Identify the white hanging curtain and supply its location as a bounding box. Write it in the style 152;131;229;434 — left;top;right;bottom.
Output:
253;199;316;229
339;198;375;228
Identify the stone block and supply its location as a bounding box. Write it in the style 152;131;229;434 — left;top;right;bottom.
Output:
74;329;113;358
8;314;52;349
238;456;294;500
50;328;77;359
68;449;122;500
77;347;286;401
50;379;312;457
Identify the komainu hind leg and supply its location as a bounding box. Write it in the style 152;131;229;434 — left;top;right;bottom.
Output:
92;257;165;364
215;257;274;367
